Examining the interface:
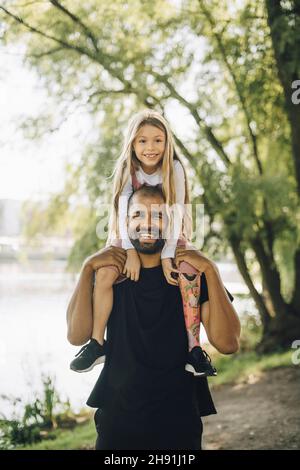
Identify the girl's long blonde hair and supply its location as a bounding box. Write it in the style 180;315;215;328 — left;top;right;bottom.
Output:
106;108;192;246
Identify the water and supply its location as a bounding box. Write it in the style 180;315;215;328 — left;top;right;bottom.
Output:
0;259;104;419
0;259;255;419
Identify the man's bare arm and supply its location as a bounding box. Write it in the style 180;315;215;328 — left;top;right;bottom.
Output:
200;263;241;354
66;263;94;346
66;247;127;346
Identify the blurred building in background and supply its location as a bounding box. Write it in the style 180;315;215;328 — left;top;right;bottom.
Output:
0;199;72;260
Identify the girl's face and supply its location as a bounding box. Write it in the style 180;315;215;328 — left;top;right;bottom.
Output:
132;124;166;174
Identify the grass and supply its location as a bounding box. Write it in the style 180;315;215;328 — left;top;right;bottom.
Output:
15;419;96;450
209;349;293;387
14;349;295;450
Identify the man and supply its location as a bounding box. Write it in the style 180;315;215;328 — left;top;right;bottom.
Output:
66;185;240;450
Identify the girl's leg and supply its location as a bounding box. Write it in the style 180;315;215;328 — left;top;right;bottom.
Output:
69;265;125;373
92;266;120;345
178;267;202;352
176;237;202;352
176;241;217;376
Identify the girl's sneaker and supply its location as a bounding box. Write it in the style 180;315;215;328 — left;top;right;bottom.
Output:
185;346;217;377
70;338;106;373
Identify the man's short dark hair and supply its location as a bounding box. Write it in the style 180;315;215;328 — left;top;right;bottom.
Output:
127;184;165;213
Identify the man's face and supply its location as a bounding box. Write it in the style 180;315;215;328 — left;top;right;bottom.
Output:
127;193;167;254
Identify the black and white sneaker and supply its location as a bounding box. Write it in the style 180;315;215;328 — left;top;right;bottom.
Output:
70;338;107;373
185;346;217;377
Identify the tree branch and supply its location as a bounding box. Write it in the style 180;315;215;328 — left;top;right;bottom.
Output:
87;87;134;103
0;5;97;59
27;46;64;58
0;5;140;100
229;234;272;326
49;0;99;53
198;0;263;175
197;1;279;260
147;69;232;166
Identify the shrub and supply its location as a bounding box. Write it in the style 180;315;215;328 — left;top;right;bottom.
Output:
0;374;74;449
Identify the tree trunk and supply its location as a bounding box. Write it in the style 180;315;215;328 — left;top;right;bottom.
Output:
256;308;300;353
251;237;288;316
291;247;300;313
229;235;271;330
266;0;300;197
266;0;300;317
251;236;300;351
230;235;300;352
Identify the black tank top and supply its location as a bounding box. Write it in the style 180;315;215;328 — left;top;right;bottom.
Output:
87;265;217;423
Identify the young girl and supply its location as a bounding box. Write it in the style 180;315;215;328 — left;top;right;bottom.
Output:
70;109;216;377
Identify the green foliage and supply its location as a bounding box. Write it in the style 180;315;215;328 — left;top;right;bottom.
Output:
207;310;293;386
2;1;295;239
16;419;96;450
239;311;262;352
66;212;101;271
1;1;299;332
0;374;78;449
212;349;293;387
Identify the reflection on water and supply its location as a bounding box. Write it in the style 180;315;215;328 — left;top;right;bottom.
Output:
0;259;255;419
0;259;105;419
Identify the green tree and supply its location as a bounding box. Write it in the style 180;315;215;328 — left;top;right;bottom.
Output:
1;0;299;351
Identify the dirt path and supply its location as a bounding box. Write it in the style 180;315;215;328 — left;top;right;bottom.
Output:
202;366;300;450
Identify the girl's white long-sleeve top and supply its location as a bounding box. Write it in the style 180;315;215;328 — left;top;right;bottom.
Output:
118;160;186;259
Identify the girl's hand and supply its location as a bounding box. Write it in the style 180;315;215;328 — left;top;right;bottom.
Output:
161;258;180;286
175;246;214;273
123;248;141;281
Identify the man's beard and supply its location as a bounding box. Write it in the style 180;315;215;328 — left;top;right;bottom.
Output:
129;232;166;255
